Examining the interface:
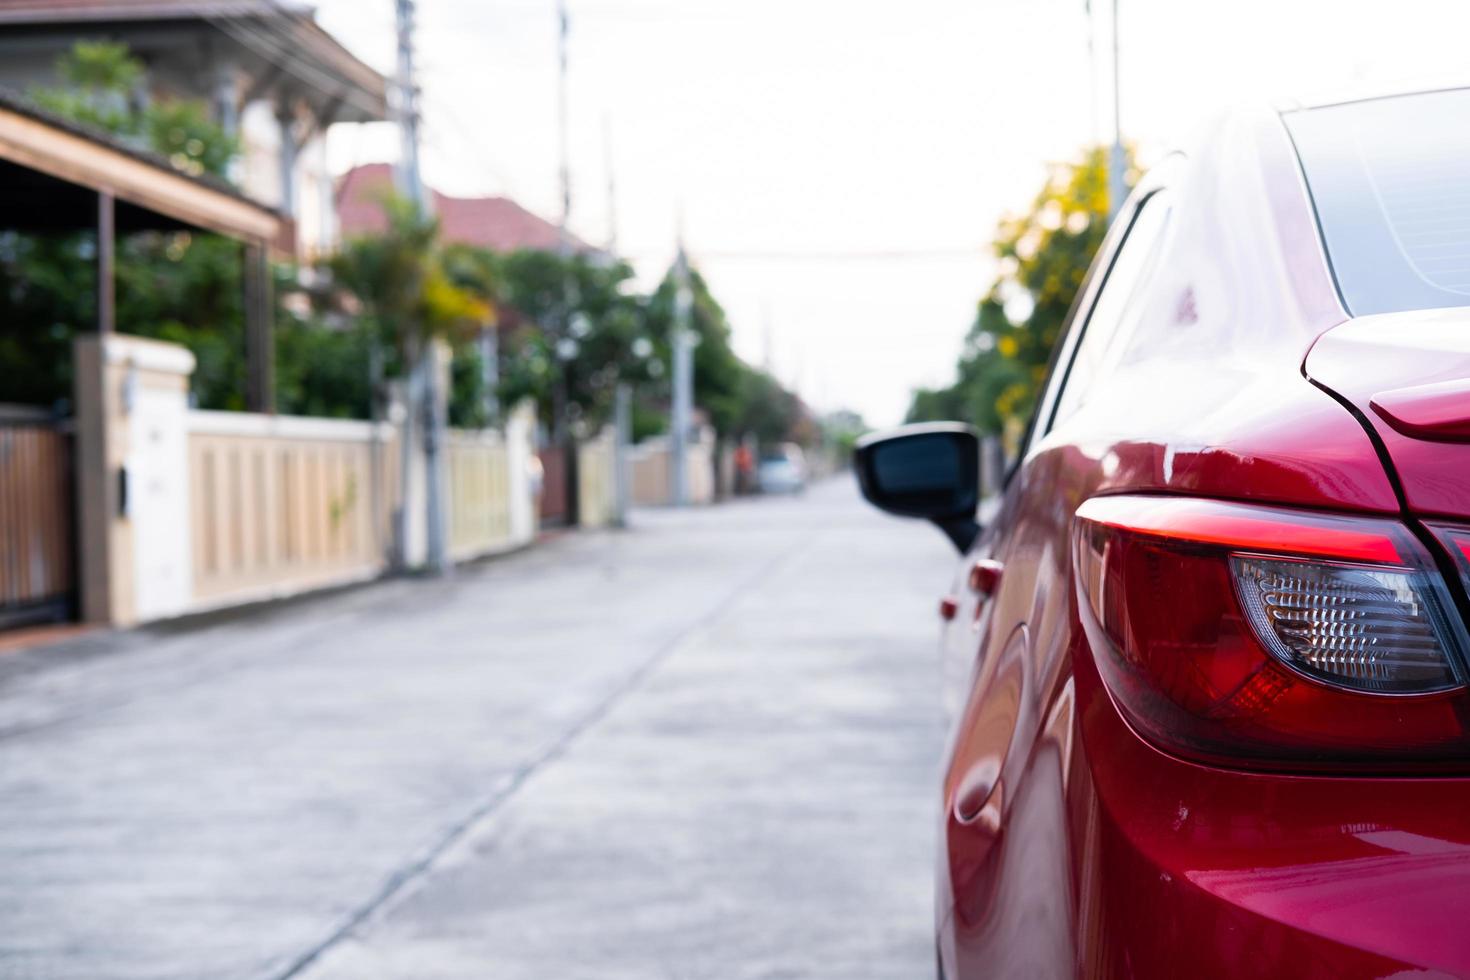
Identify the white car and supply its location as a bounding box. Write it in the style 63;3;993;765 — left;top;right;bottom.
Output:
757;447;806;494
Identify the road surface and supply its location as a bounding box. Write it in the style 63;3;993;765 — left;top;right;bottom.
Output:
0;479;952;980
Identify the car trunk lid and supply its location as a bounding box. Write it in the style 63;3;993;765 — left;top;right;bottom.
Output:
1307;308;1470;519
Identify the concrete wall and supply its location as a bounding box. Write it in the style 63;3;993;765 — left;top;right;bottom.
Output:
628;427;716;508
185;411;397;611
73;334;541;626
447;401;538;560
576;427;617;529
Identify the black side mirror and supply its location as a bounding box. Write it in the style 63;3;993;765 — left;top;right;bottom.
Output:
854;423;981;552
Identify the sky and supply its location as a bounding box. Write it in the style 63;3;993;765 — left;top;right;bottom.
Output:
314;0;1470;426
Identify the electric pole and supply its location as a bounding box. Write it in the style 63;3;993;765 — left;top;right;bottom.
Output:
557;0;572;250
553;0;580;525
394;0;427;211
670;241;695;507
394;0;447;573
603;114;618;254
1107;0;1127;222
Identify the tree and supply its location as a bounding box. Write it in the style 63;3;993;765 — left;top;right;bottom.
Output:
30;41;237;179
327;195;486;371
731;368;802;447
494;250;658;433
645;264;745;439
908;145;1134;449
3;41;255;411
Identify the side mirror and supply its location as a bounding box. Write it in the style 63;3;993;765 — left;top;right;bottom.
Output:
854;423;981;552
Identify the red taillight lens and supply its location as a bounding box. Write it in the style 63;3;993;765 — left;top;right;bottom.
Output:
1074;495;1470;771
1428;523;1470;590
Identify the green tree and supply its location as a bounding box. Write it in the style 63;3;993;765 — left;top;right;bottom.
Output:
436;243;502;428
731;367;802;446
644;264;746;439
30;41;237;179
909;145;1133;448
639;260;814;451
2;41;255;410
494;250;658;432
274;264;374;421
322;190;491;428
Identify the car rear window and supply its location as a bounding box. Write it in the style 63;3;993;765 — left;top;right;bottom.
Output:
1286;88;1470;316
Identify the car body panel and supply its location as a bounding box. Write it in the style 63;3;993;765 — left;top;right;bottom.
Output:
931;106;1470;979
1307;308;1470;520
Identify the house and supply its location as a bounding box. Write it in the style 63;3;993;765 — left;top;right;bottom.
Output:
0;0;387;257
0;86;284;629
337;163;593;254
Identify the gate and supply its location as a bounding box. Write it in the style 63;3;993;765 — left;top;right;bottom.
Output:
538;443;568;526
0;410;75;628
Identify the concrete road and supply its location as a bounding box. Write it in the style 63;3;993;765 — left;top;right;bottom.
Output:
0;479;953;980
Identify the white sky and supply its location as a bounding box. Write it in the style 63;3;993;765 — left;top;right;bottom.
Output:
316;0;1470;426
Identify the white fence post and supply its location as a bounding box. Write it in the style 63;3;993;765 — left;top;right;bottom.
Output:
506;399;538;548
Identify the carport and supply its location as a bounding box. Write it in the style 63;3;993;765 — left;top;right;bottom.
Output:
0;91;282;628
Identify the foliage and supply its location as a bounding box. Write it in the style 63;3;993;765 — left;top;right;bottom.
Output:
0;232;91;408
30;41;237;179
908;145;1132;447
0;41;259;410
643;265;744;437
640;263;812;448
819;408;868;464
326;193;490;378
731;367;803;446
0;229;253;410
448;342;492;429
494;249;658;431
274;304;374;419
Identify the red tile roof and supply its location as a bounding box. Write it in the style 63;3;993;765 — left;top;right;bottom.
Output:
337;164;590;254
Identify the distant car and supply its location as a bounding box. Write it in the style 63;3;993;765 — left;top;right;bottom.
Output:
757;445;806;494
857;87;1470;978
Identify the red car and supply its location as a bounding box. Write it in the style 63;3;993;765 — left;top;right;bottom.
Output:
857;87;1470;979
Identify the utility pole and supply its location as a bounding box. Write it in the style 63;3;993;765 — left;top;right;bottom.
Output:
1107;0;1127;222
613;382;632;528
553;0;580;525
394;0;447;573
603;114;618;254
670;241;695;507
556;0;572;247
394;0;427;211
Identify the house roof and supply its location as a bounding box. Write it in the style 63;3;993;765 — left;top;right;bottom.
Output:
0;0;302;16
0;0;386;123
0;86;281;242
337;163;594;254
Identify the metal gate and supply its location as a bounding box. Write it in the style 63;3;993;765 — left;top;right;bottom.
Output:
0;410;75;628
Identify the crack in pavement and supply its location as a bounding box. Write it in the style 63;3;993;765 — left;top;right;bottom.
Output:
268;527;821;980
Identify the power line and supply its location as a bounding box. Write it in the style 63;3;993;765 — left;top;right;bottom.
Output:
202;1;387;120
418;93;521;198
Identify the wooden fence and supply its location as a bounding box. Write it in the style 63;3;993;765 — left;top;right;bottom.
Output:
0;413;73;625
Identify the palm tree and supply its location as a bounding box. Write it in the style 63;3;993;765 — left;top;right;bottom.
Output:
326;193;489;572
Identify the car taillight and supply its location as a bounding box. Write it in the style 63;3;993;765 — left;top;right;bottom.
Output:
1073;495;1470;771
1428;523;1470;593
